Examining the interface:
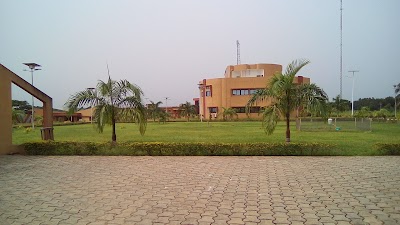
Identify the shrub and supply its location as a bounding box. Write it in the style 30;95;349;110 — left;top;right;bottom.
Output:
374;143;400;155
23;141;339;156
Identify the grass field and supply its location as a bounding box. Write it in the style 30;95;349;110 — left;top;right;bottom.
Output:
12;121;400;155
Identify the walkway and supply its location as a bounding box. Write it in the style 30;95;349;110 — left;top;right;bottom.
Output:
0;156;399;225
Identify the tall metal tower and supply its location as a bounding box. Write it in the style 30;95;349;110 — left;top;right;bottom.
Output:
340;0;343;98
236;40;241;65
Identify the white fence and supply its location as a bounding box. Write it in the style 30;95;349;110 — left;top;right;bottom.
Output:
298;117;372;131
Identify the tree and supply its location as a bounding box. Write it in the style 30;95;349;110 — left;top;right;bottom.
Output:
373;108;390;120
147;101;163;122
221;107;238;121
355;106;371;118
12;100;31;111
246;59;328;142
11;108;24;124
179;101;196;122
330;95;350;116
66;77;147;143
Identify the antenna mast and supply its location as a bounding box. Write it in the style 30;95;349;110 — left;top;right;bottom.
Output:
340;0;343;98
236;40;241;65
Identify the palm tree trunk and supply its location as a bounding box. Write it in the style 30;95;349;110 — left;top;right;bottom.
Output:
286;112;290;143
112;118;116;142
296;107;300;131
286;91;291;143
111;106;116;143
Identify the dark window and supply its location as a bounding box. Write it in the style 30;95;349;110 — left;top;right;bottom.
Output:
249;107;261;113
232;107;246;113
205;91;212;96
209;107;218;113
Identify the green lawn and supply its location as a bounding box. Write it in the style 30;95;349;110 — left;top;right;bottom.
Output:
12;121;400;155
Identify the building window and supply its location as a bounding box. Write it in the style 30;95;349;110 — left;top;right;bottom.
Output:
231;106;261;113
209;107;218;113
232;107;246;113
232;89;263;96
249;106;261;113
249;89;259;95
240;89;249;95
205;86;212;96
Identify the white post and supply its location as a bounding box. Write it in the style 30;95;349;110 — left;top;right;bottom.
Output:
30;69;35;129
351;77;355;117
394;85;397;121
348;70;359;117
90;106;93;124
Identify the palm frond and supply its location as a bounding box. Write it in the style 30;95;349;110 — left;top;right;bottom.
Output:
284;59;310;77
246;88;271;113
65;89;98;112
261;105;280;135
298;83;329;118
119;107;147;135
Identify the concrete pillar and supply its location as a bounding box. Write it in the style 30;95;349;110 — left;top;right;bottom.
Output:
0;68;13;154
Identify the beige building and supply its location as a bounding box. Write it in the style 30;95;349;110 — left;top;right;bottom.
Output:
198;63;310;120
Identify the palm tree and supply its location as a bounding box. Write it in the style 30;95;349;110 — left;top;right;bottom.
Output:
222;107;238;121
147;101;163;122
246;59;328;142
331;95;350;116
66;76;147;143
179;101;196;122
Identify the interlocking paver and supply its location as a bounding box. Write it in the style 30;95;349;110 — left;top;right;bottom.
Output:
0;155;399;224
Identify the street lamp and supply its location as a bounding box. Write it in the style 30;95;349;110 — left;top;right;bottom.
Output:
198;83;205;122
87;87;95;124
23;63;41;129
164;97;169;113
394;85;397;120
348;70;359;117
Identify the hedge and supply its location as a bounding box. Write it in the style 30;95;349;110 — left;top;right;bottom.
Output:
22;141;340;156
374;143;400;155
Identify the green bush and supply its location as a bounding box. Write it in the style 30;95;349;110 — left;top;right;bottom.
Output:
374;143;400;155
23;141;339;156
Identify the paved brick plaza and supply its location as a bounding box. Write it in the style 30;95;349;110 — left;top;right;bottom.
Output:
0;156;399;225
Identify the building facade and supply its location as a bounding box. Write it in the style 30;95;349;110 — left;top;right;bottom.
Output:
198;63;310;120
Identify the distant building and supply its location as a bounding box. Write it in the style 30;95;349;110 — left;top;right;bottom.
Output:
198;63;310;119
29;107;83;122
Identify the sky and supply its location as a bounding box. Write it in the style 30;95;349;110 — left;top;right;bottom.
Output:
1;0;399;109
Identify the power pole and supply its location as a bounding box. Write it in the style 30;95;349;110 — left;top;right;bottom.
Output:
236;40;241;65
340;0;343;98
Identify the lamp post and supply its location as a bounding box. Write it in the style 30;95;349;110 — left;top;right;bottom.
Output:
198;83;204;122
87;87;95;124
23;63;41;129
394;85;397;120
164;97;169;113
348;70;359;117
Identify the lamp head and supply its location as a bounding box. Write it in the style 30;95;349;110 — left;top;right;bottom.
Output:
23;63;41;70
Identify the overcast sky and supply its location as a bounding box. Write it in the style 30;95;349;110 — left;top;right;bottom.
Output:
1;0;399;109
